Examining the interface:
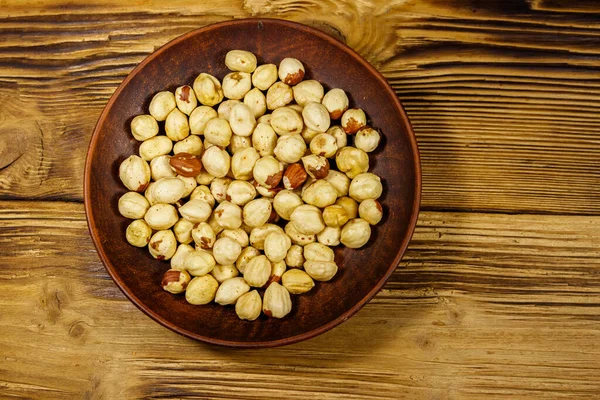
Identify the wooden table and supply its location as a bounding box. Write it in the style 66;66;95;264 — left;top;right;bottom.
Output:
2;2;600;398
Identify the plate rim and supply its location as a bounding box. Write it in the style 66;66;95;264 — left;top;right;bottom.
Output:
83;17;422;348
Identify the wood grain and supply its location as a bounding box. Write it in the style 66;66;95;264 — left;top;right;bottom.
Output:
1;1;599;213
1;201;600;398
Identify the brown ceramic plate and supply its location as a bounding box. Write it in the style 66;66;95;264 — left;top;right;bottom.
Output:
84;18;421;347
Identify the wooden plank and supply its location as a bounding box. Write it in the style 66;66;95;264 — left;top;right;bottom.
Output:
0;0;600;214
0;3;599;213
1;201;599;398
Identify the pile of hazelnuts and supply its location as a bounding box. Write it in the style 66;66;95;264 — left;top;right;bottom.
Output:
117;50;383;320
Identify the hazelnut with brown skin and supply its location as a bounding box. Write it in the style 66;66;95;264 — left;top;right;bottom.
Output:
341;108;367;134
278;57;305;85
161;269;191;294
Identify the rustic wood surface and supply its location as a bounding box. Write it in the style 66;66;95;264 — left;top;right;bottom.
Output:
1;1;600;398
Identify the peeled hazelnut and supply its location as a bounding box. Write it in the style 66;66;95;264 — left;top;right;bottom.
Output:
210;177;232;203
178;199;212;223
355;126;381;153
303;260;338;282
301;155;329;179
185;275;219;305
285;221;316;246
165;108;190;141
317;226;341;246
215;277;250;305
282;269;314;294
189;106;218;135
168;153;202;177
309;133;338;158
175;85;197;115
151;177;186;204
243;88;267;119
322;204;349;227
324;170;350;197
173;219;195;245
139;136;173;161
190;185;215;207
225;50;257;73
270;107;304;135
144;182;156;205
144;203;178;230
192;222;216;249
288;104;303;113
257;114;271;125
264;231;292;263
302;102;330;133
201;146;231;178
174;135;204;156
185;249;216;276
243;198;272;228
131;114;159;141
229;134;252;154
170;243;195;270
208;213;225;236
125;219;152;247
322;88;349;120
149;91;176;121
301;126;320;144
292;80;324;106
302;179;338;208
119;155;151;192
222;72;252;100
193;73;224;106
263;282;292;318
118;192;150;219
254;183;281;198
148;230;177;260
226;180;256;206
178;175;197;199
218;99;242;121
335;196;359;220
278;57;305;85
229;103;257;137
231;147;260;180
359;199;383;225
327;125;347;150
290;204;325;235
162;269;191;294
282;163;308;190
249;224;284;250
252;123;278;157
349;172;383;201
274;134;306;164
211;264;239;283
219;228;249;248
340;218;372;248
252;63;278;90
285;244;305;268
304;242;335;262
243;255;272;287
266;82;293;110
273;190;303;220
213;201;243;229
341;108;367;134
196;170;216;186
203;118;233;147
236;246;261;273
212;237;242;266
253;156;283;188
268;260;287;285
336;146;369;179
235;290;262;321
